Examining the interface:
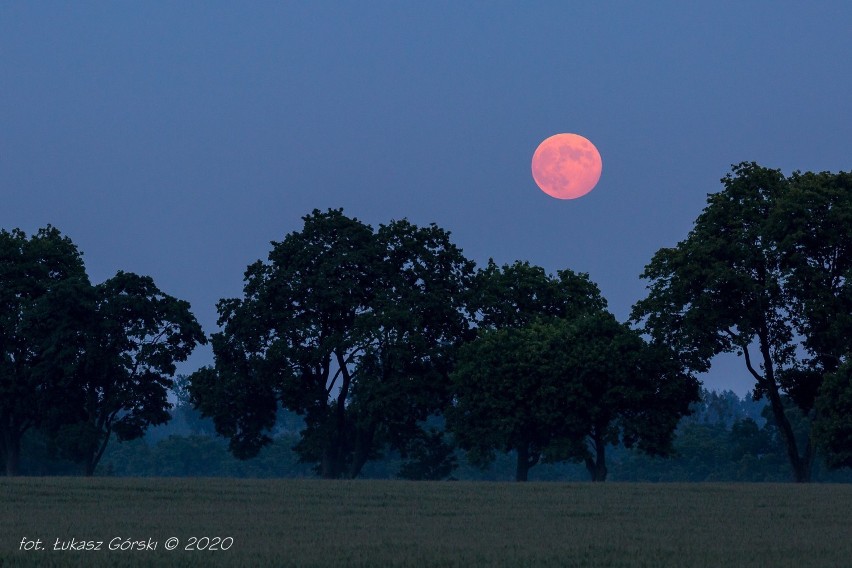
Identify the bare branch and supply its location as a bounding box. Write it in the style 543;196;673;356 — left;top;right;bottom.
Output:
742;345;766;386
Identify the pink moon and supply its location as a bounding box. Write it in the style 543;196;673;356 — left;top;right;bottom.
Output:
531;133;603;200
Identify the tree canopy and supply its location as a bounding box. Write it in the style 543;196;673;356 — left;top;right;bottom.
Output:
0;226;88;475
448;312;698;481
190;209;474;478
447;320;567;481
0;226;205;476
446;260;611;481
632;162;852;481
553;313;699;481
51;271;206;475
813;362;852;469
473;259;607;329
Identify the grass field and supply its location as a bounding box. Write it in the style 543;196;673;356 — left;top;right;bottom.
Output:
1;478;851;567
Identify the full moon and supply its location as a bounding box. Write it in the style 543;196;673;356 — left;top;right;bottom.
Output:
531;133;602;199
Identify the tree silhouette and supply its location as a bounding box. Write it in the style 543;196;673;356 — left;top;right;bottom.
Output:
191;209;474;478
633;163;852;481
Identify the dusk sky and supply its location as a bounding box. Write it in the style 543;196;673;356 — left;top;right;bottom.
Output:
3;2;851;395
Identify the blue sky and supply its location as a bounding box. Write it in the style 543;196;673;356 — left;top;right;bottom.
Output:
3;2;851;395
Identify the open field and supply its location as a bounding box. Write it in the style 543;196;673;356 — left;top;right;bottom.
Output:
2;479;851;567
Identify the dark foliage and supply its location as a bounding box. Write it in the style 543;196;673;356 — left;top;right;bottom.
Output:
190;209;474;478
633;163;852;481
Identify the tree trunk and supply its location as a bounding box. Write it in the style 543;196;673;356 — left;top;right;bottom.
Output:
83;427;112;477
320;448;337;479
515;444;539;482
347;424;375;479
4;452;17;477
3;431;21;476
319;425;349;480
317;412;345;479
764;384;809;482
756;332;811;482
584;433;608;482
516;445;530;482
327;352;353;480
801;435;814;483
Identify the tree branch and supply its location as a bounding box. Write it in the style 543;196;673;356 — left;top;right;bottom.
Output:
326;366;342;397
741;344;766;386
724;329;766;386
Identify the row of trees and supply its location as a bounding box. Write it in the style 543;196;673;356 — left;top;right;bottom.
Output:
188;209;700;482
3;162;851;481
191;163;852;482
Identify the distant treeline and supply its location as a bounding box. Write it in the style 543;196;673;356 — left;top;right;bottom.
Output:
15;388;851;482
3;162;852;482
